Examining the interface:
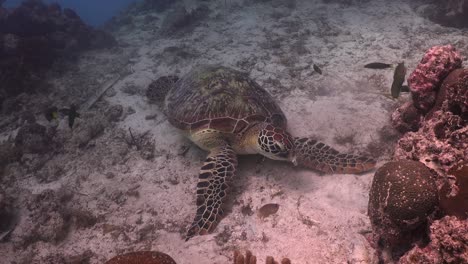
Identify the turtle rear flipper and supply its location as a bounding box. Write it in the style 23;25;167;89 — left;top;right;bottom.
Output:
186;144;238;240
293;137;375;174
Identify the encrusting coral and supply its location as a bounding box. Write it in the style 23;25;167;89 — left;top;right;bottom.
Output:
439;163;468;219
393;45;467;174
385;44;468;262
399;216;468;264
407;45;462;113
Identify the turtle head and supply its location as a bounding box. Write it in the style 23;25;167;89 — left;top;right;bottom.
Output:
257;124;296;164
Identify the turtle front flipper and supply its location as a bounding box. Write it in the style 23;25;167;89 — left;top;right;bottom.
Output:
293;137;376;174
186;144;238;240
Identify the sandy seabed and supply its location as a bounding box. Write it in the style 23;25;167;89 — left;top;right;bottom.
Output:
1;0;468;263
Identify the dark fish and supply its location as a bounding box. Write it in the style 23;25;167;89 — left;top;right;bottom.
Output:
364;62;392;69
59;104;80;129
44;106;58;121
313;64;322;75
391;62;406;98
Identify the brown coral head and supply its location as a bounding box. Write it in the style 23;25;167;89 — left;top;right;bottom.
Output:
105;251;176;264
368;160;438;231
439;163;468;219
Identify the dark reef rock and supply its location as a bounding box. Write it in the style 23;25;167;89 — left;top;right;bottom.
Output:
368;160;438;261
0;0;116;106
399;216;468;264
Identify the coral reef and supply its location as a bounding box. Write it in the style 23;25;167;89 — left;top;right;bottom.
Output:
391;101;423;133
146;76;179;104
399;216;468;264
0;0;116;105
407;45;462;113
393;46;467;173
442;69;468;119
394;110;467;173
105;251;176;264
368;160;438;261
439;163;468;219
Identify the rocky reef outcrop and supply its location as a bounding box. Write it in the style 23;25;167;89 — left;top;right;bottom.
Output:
399;216;468;264
372;44;468;263
0;0;116;106
392;45;467;174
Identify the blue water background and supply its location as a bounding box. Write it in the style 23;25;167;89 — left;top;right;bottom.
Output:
3;0;138;26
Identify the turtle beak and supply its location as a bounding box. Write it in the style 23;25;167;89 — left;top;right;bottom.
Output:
290;154;298;166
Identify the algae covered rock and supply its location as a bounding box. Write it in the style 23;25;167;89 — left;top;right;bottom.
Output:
368;160;438;245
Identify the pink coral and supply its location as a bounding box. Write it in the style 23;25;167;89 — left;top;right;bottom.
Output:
391;101;423;133
445;69;468;116
394;110;467;174
399;216;468;264
408;45;462;113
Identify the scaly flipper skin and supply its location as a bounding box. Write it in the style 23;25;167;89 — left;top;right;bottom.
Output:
293;137;376;174
186;144;238;240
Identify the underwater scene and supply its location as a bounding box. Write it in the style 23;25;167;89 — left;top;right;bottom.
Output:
0;0;467;263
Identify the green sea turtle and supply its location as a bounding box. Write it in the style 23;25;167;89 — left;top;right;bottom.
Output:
164;65;376;240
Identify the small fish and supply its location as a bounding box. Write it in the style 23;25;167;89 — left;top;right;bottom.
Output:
391;62;407;98
313;64;322;75
364;62;392;69
45;104;80;129
44;106;59;121
59;104;80;129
